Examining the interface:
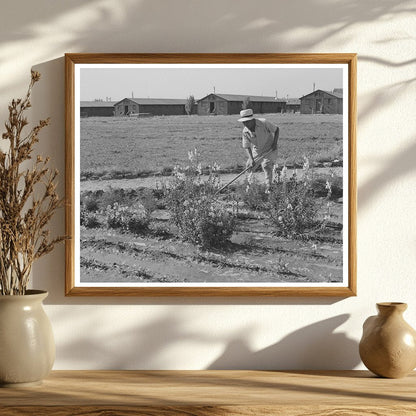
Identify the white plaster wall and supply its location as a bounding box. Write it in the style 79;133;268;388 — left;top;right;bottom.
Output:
0;0;415;370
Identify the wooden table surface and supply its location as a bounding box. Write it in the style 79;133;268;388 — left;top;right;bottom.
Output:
1;370;415;415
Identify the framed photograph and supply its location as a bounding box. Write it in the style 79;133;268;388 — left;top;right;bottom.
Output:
65;53;356;296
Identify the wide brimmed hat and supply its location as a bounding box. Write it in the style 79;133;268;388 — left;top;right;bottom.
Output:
238;109;255;122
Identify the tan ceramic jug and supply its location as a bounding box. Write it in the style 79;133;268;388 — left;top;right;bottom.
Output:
0;290;55;386
359;302;416;378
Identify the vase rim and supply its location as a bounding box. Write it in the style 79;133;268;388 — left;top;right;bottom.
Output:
377;302;407;311
0;290;48;300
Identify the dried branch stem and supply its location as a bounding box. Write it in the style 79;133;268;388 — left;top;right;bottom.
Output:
0;71;65;295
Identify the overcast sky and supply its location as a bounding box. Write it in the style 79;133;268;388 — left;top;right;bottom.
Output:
79;65;344;101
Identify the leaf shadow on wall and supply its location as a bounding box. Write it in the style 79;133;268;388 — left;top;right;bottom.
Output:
0;0;414;96
53;312;215;369
356;55;416;210
1;0;412;51
52;308;359;371
356;79;416;211
359;139;416;210
207;314;360;370
60;0;414;53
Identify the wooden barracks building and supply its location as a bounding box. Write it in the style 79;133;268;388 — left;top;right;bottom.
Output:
300;89;343;114
113;98;189;116
80;100;116;117
197;93;286;115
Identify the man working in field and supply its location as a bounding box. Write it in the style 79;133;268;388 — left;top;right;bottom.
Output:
238;108;279;193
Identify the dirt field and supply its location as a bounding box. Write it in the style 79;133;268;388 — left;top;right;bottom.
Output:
79;114;344;284
80;113;343;179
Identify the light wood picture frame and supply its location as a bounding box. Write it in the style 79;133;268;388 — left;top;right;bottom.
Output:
65;53;356;296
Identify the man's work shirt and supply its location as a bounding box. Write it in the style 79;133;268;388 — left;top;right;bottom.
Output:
241;118;278;156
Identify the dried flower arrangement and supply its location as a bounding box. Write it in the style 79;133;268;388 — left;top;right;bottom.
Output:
0;71;65;295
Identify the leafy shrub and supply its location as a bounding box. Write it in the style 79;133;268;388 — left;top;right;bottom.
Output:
83;196;99;212
267;158;329;239
95;186;158;213
235;177;269;211
171;195;235;248
165;149;236;248
267;180;318;239
106;202;150;235
99;187;134;210
80;209;101;228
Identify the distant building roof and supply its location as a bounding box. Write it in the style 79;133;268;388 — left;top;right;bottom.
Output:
301;89;343;99
114;98;187;106
80;101;116;107
199;93;286;103
328;90;343;98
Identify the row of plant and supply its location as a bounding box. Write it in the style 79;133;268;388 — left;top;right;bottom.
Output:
81;154;343;182
80;149;340;249
81;188;156;236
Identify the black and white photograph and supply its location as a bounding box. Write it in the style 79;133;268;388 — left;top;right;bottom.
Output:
65;54;356;296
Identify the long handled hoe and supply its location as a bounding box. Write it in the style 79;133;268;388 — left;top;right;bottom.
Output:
214;149;274;196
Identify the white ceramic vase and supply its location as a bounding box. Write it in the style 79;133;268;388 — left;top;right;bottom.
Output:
0;290;55;387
